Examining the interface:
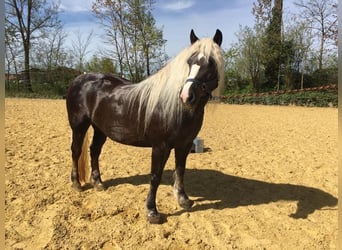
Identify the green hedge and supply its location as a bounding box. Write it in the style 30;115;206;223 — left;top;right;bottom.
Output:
5;81;68;99
221;90;337;107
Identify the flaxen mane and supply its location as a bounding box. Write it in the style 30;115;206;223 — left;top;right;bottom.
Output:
128;37;224;130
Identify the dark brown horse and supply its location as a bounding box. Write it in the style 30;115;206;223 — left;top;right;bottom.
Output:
66;29;224;224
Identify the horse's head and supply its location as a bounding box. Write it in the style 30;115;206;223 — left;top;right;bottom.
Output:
180;29;223;106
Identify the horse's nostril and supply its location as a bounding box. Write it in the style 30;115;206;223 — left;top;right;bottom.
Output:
202;84;207;91
187;92;196;104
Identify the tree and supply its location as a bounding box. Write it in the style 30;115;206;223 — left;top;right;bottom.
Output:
224;0;337;94
253;0;283;90
295;0;337;70
326;3;337;46
70;29;94;72
222;47;240;91
264;0;282;89
93;0;133;78
283;17;314;89
5;19;22;90
232;26;264;92
125;0;167;77
85;55;117;73
92;0;167;82
5;0;61;91
31;25;70;83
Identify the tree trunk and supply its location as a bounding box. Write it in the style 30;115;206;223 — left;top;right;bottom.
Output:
117;0;133;80
277;63;281;91
6;62;10;91
319;22;325;70
113;31;124;77
23;40;33;92
145;45;150;76
301;71;304;89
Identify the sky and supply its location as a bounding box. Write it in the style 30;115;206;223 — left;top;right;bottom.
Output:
58;0;297;58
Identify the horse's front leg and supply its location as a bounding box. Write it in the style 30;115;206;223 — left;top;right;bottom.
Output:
146;144;171;224
174;143;194;209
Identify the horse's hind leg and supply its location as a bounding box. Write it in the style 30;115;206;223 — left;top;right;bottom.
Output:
71;122;90;191
174;143;194;209
90;125;107;191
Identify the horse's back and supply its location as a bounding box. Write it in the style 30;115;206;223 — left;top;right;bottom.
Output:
68;73;131;92
66;73;132;128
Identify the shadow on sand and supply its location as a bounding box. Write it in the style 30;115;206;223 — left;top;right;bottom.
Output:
102;169;337;219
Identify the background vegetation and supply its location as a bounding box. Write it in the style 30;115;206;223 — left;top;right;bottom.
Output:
5;0;338;106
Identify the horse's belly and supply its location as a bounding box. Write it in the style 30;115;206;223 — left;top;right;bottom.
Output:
106;125;151;147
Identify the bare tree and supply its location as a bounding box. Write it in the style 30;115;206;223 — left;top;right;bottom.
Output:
326;3;337;46
31;25;69;83
70;29;94;72
93;0;135;78
5;21;22;90
295;0;337;70
5;0;60;91
32;26;67;67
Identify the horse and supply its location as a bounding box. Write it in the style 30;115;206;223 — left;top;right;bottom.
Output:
66;29;224;224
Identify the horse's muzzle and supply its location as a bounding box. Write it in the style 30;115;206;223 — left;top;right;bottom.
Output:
180;77;218;104
180;80;193;103
180;78;201;104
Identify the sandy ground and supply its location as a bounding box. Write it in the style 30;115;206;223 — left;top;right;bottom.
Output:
5;98;338;249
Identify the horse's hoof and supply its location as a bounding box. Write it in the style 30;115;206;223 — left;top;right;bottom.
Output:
95;182;106;191
72;182;83;192
147;211;162;224
91;179;106;191
179;198;194;210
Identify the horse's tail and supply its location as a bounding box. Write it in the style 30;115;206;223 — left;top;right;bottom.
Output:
78;129;90;184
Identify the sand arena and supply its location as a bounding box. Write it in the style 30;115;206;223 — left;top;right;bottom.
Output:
5;98;337;249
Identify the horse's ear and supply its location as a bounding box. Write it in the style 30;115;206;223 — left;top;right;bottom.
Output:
213;29;223;46
190;29;199;44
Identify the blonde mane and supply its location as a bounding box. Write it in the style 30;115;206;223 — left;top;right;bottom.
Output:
128;37;224;130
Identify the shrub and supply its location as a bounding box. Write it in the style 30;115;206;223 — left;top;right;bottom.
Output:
221;90;337;107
